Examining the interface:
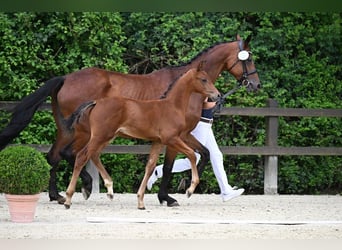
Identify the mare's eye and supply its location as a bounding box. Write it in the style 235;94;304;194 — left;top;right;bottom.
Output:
201;78;208;84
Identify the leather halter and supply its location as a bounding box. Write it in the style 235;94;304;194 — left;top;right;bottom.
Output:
227;39;258;87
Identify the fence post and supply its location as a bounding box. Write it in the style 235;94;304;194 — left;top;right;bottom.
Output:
264;99;278;195
86;160;100;193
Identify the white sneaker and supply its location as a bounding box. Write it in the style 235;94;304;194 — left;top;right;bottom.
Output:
222;188;244;202
147;172;158;190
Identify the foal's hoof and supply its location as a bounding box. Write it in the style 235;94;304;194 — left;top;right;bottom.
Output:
186;189;193;198
81;187;91;200
64;203;71;209
57;196;67;205
107;193;114;200
138;206;146;210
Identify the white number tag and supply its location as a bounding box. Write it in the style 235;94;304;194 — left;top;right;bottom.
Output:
238;50;249;61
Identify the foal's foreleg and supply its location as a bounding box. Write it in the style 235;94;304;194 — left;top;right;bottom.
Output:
178;134;210;191
136;142;164;210
169;138;199;197
185;134;210;178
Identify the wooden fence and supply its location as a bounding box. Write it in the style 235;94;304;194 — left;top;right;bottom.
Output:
1;99;341;194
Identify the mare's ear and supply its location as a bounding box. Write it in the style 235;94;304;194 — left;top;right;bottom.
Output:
245;34;252;46
197;60;206;71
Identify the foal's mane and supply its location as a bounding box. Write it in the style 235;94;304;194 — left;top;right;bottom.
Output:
167;40;234;69
159;72;185;99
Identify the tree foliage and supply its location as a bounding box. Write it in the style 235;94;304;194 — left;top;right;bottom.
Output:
0;12;341;194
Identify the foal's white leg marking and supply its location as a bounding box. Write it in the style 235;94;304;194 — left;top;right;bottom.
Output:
104;179;114;200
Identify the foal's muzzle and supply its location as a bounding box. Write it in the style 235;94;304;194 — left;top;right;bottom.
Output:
208;92;221;101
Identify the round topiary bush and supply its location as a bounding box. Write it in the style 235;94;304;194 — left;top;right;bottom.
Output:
0;145;50;195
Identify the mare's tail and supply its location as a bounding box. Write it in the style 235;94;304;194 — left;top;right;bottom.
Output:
0;76;65;150
65;101;96;130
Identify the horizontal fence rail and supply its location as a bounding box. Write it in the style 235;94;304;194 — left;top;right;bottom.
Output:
1;101;342;117
1;101;341;156
23;144;342;156
1;100;341;194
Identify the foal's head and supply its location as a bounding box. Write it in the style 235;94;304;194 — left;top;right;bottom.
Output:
225;34;261;92
190;61;221;101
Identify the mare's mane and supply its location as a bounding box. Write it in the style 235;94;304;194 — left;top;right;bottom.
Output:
159;41;234;99
166;40;234;69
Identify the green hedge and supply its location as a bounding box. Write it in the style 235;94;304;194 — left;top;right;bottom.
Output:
0;12;341;194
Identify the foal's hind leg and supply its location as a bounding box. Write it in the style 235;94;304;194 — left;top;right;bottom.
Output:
137;142;164;210
64;145;91;209
60;143;93;200
90;155;114;200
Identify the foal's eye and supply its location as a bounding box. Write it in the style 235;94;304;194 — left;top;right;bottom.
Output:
201;78;208;84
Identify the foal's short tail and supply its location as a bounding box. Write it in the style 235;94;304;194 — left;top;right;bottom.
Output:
65;101;97;130
0;76;65;151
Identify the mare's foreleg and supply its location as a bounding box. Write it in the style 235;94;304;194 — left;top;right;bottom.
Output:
157;148;179;207
137;143;164;210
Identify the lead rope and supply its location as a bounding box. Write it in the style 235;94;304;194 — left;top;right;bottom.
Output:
212;83;242;115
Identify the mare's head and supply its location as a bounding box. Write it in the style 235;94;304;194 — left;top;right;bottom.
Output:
190;61;221;101
226;34;261;91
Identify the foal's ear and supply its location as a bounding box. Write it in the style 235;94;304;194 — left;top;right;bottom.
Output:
197;60;206;71
236;34;241;40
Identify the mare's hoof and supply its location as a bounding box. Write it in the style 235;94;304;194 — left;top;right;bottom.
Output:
49;194;66;205
81;187;91;200
64;203;71;209
177;178;187;191
107;193;114;200
138;206;146;210
186;189;193;198
158;194;180;207
167;201;180;207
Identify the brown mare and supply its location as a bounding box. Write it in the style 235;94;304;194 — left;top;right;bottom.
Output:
0;34;260;206
64;62;221;209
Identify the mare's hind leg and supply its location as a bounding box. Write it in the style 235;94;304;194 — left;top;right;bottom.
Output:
47;143;66;204
90;155;114;200
80;168;93;200
157;147;179;207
